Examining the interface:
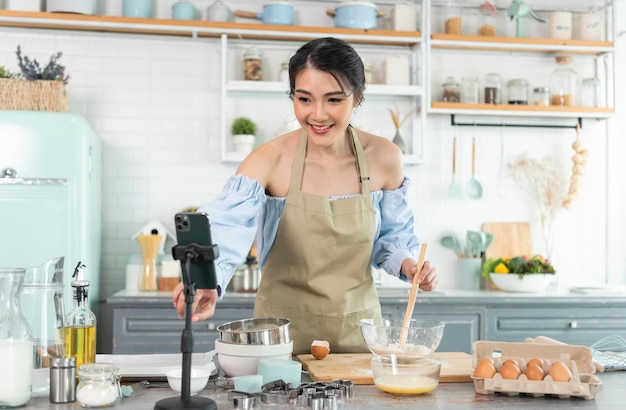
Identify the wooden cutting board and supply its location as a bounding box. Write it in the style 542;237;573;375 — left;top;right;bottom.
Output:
482;222;533;259
297;352;473;384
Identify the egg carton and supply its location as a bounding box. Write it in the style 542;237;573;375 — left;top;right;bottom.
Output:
471;340;602;400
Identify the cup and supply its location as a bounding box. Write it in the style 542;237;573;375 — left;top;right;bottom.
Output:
457;258;481;291
122;0;153;18
257;358;301;388
233;375;263;394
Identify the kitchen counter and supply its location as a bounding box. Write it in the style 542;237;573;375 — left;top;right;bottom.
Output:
21;372;626;409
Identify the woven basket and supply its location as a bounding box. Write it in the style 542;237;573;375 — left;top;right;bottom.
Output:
0;78;69;112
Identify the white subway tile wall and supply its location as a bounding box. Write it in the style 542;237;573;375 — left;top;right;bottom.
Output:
1;2;625;299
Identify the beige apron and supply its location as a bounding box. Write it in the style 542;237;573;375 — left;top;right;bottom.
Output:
254;127;381;354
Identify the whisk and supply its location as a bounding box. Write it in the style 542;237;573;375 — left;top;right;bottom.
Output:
590;335;626;371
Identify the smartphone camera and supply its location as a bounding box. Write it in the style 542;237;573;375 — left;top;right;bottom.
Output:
175;214;190;232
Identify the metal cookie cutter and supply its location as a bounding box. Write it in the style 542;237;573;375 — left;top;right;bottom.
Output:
260;379;299;404
228;390;256;409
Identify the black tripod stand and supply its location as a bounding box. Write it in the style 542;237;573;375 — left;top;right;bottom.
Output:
154;242;220;410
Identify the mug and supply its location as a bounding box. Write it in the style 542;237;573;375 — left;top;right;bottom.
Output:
122;0;153;18
172;1;195;20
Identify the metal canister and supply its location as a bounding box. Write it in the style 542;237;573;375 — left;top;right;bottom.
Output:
50;356;76;403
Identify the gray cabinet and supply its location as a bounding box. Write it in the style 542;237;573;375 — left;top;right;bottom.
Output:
486;306;626;346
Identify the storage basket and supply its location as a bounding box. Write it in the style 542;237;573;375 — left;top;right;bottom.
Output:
0;78;68;112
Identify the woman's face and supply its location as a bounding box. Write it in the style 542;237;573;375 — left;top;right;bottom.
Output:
292;68;357;147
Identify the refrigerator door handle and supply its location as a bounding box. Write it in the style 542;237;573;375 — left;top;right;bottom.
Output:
1;167;67;186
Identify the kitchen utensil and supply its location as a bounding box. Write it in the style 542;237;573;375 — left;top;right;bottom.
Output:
235;1;294;25
448;134;463;199
371;356;441;395
297;352;474;384
46;0;97;15
465;136;483;199
206;0;231;22
326;2;384;29
228;255;261;293
214;339;293;377
440;234;463;257
360;318;444;357
466;231;483;258
400;243;428;345
217;317;291;345
482;222;532;259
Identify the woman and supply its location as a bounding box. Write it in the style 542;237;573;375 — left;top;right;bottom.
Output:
173;37;438;354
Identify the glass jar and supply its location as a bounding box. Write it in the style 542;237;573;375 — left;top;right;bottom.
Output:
461;76;479;104
550;55;578;106
279;59;289;83
580;77;600;107
477;1;497;36
507;78;529;105
243;46;263;81
76;363;121;408
0;268;33;408
483;73;501;104
441;77;461;102
443;1;461;34
533;87;550;106
363;61;373;84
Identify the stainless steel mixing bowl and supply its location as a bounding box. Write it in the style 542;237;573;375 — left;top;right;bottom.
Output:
217;317;291;345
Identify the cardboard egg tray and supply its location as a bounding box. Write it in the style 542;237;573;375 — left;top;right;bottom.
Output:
471;340;602;400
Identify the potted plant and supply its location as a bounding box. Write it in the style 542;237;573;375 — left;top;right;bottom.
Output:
481;255;556;293
231;116;257;154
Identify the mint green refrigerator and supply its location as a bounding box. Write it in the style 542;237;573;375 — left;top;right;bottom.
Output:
0;111;102;310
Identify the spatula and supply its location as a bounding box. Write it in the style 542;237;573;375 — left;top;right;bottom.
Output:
400;243;428;346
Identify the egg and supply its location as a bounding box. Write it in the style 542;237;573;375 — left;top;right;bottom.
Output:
524;363;545;381
474;358;497;378
548;361;572;382
502;358;518;367
526;357;544;369
499;362;522;380
311;340;330;360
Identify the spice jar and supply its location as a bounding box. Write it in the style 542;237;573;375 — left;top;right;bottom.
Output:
507;79;529;105
441;77;460;102
550;55;578;106
461;76;479;104
76;363;121;408
363;61;373;84
477;1;497;36
243;46;263;81
279;58;290;83
533;87;550;106
483;73;501;104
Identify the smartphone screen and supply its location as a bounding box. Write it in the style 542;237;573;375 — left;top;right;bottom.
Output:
173;212;218;289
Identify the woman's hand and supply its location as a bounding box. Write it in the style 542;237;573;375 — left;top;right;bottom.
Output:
401;259;438;291
171;281;219;322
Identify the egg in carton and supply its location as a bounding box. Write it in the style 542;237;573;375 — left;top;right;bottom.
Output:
471;340;602;400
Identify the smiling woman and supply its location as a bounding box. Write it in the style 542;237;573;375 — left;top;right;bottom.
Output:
172;37;438;355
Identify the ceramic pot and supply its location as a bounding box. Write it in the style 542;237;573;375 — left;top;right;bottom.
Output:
328;1;382;29
235;1;293;25
207;0;231;22
172;1;195;20
122;0;153;18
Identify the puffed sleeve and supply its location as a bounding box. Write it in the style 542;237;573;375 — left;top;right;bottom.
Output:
370;177;420;280
197;175;266;294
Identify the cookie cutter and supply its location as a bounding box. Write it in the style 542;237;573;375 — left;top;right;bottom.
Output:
228;390;256;409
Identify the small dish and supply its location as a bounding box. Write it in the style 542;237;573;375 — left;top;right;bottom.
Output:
164;367;211;395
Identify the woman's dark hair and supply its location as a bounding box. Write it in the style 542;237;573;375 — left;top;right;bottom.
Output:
288;37;365;105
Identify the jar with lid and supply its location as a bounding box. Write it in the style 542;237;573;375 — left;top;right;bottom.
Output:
477;1;498;36
483;73;501;104
533;87;550;106
279;58;290;83
443;0;461;34
580;77;600;107
550;55;579;106
0;268;33;408
76;363;121;408
363;61;373;84
507;78;529;105
441;77;460;102
461;76;479;104
243;46;263;81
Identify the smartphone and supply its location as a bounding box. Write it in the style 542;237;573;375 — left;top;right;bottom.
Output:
173;212;218;289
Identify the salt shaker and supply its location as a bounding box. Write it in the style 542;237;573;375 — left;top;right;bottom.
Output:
50;356;76;403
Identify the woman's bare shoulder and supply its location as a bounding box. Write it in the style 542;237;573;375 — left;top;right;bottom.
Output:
355;128;404;189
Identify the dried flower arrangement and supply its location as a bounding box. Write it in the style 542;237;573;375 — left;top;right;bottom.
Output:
16;45;70;84
508;126;588;259
388;104;411;154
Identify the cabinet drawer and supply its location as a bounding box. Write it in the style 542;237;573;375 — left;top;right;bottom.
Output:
112;307;253;354
487;307;626;345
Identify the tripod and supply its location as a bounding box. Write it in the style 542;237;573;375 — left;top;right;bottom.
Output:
154;242;219;410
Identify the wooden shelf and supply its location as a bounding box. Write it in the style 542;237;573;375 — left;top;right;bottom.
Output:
430;102;614;119
431;33;613;55
0;10;421;45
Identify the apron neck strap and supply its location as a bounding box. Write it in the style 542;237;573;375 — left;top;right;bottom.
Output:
289;126;371;195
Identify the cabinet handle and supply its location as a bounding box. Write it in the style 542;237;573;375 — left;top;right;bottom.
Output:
569;321;578;329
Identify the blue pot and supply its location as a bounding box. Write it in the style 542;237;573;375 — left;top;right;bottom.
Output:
333;1;379;29
122;0;153;18
235;1;293;25
172;1;195;20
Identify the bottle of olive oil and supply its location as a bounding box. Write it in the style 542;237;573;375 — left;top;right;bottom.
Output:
64;261;96;371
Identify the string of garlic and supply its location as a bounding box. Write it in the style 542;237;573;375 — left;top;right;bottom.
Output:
562;124;589;208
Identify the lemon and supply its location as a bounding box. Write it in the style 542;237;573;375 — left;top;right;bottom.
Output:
493;262;510;274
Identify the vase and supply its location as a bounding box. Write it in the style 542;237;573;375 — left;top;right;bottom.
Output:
233;134;256;155
392;130;406;154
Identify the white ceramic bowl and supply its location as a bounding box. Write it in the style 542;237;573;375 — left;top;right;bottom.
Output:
215;339;293;377
164;367;211;395
489;273;553;293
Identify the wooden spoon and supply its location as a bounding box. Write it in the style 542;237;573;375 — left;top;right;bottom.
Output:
399;243;428;346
